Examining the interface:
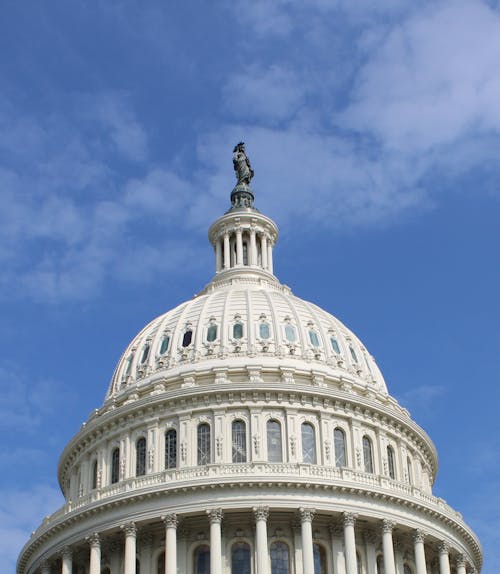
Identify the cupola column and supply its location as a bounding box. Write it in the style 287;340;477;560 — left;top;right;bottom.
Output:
413;530;428;574
163;513;178;574
250;227;257;266
343;512;358;574
455;554;466;574
61;546;72;574
261;235;268;270
207;508;223;574
267;241;274;274
236;228;243;266
223;232;230;269
381;520;396;574
122;522;137;574
299;508;315;574
438;543;451;574
254;506;270;574
215;238;222;272
87;533;101;574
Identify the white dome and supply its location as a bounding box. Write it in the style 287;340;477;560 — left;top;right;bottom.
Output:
107;277;387;401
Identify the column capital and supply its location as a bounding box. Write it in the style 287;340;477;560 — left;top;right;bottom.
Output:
382;519;396;534
413;529;426;544
342;511;357;528
253;505;269;522
438;541;450;556
299;507;316;523
456;554;466;568
207;507;223;524
86;532;101;548
121;522;137;537
162;513;178;529
60;545;73;560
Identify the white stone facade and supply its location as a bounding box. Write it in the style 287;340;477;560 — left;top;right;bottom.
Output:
17;172;481;574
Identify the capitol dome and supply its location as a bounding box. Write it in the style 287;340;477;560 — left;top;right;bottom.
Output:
18;144;481;574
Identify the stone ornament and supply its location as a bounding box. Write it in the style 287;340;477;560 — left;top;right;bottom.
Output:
253;506;270;521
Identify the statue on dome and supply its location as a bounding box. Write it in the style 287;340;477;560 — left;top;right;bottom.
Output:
233;142;254;186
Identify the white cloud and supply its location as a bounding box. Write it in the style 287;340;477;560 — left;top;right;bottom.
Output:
342;0;500;152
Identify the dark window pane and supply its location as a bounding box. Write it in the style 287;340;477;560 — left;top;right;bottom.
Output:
111;448;120;484
157;552;165;574
363;436;374;473
267;420;282;462
194;545;210;574
387;446;396;479
207;325;217;342
350;346;358;363
140;344;150;364
233;323;243;340
165;429;177;469
313;544;327;574
271;541;289;574
136;437;146;476
301;422;316;464
334;428;346;467
198;424;211;465
309;330;320;347
330;338;340;354
260;322;270;339
159;336;170;355
232;420;246;463
182;330;193;347
285;324;296;342
231;542;250;574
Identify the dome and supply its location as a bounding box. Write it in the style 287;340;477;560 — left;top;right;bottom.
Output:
106;279;387;402
18;143;481;574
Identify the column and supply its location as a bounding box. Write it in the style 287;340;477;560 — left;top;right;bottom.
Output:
223;233;230;269
208;508;223;574
122;522;137;574
163;513;178;574
261;235;268;270
215;238;222;272
343;512;358;574
236;228;243;266
438;542;451;574
299;508;315;574
456;554;467;574
254;506;270;574
413;530;427;574
88;533;101;574
61;547;72;574
40;561;51;574
267;242;273;274
363;530;377;574
381;520;396;574
250;228;257;266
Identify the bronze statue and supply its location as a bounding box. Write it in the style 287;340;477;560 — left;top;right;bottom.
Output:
233;142;254;186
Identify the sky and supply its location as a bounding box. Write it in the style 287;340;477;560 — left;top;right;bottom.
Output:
1;0;499;572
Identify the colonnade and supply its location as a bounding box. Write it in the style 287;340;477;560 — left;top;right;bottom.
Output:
37;509;476;574
213;227;274;274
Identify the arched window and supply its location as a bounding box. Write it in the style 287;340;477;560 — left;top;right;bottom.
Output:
197;423;211;465
232;420;246;463
377;554;385;574
91;460;98;490
111;447;120;484
407;456;413;484
313;543;327;574
182;330;193;347
301;422;316;464
285;324;296;342
330;337;340;354
387;445;396;479
270;541;289;574
259;322;270;339
309;330;320;347
349;345;358;363
267;420;283;462
334;428;346;467
125;352;134;376
194;545;210;574
157;552;165;574
233;322;243;340
159;335;170;355
231;542;251;574
207;324;218;342
136;437;146;476
363;435;374;473
140;344;150;364
165;429;177;469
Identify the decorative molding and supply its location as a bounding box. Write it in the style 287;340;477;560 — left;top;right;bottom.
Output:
86;532;100;548
299;507;316;523
162;513;178;529
121;522;137;537
382;519;396;534
253;506;269;522
207;508;223;524
343;512;357;528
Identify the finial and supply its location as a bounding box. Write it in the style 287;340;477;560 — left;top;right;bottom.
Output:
231;142;255;209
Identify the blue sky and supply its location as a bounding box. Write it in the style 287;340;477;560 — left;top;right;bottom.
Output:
1;1;499;572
